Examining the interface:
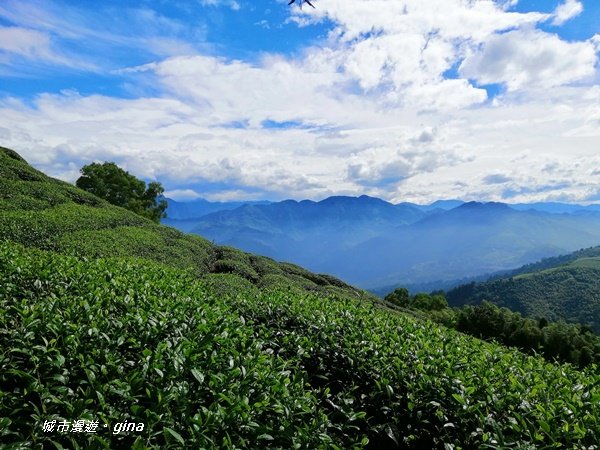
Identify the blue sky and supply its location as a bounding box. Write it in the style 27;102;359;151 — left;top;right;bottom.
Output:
0;0;599;203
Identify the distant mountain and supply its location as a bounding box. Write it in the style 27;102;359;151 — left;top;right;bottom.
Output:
508;202;600;215
191;195;427;264
165;197;272;220
162;198;271;231
332;201;600;288
187;198;600;289
398;199;465;212
400;200;600;215
445;246;600;332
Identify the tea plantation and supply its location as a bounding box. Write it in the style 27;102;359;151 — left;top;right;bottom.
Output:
1;147;599;449
0;146;369;301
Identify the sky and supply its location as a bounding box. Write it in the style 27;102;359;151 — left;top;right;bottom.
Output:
0;0;599;204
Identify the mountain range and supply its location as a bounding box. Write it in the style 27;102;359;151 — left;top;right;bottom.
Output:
162;198;271;232
163;196;600;291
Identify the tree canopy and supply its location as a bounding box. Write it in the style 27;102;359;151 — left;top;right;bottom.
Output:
75;162;167;222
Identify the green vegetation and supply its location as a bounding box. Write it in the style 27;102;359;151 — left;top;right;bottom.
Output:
0;147;364;299
388;288;600;368
455;301;600;367
2;146;600;448
491;246;600;280
385;288;448;311
446;254;600;333
76;161;167;223
2;242;599;449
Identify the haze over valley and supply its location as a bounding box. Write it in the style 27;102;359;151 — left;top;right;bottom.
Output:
164;195;600;291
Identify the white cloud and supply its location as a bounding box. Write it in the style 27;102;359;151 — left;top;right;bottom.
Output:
460;28;597;91
302;0;546;42
164;189;203;201
0;0;208;74
0;26;92;71
592;34;600;53
0;26;51;59
137;53;355;127
288;0;552;109
2;83;600;203
1;0;599;204
552;0;583;26
198;0;240;10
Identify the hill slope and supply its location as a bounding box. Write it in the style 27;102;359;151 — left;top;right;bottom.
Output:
0;146;368;301
1;146;599;449
3;240;599;449
446;246;600;332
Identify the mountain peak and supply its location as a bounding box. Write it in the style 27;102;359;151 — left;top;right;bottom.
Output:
456;201;511;211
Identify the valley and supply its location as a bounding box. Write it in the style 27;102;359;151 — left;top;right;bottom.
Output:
164;196;600;292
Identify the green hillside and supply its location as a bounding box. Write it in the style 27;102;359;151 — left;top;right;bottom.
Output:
495;246;600;279
1;147;600;449
0;146;368;301
446;250;600;333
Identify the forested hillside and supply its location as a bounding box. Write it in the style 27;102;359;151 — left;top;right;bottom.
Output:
446;251;600;333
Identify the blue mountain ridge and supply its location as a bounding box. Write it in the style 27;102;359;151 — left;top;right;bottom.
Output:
163;196;600;290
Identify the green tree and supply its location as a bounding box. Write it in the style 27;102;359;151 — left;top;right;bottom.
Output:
385;287;410;307
76;162;167;222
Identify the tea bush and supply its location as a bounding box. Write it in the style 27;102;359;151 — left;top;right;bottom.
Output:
1;242;599;449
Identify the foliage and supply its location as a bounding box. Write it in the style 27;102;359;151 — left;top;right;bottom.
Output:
446;260;600;333
392;286;600;368
487;246;600;281
384;287;410;307
1;241;599;449
0;242;330;449
76;162;167;222
385;288;447;311
385;288;600;367
455;301;600;368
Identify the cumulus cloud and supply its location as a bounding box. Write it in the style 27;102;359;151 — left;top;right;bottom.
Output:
347;157;412;187
1;0;599;203
552;0;583;26
460;28;597;91
2;82;600;203
163;189;203;201
483;174;512;185
592;34;600;53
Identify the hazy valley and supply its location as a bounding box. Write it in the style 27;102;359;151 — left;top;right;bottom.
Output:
164;196;600;291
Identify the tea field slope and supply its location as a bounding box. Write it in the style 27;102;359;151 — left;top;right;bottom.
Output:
0;146;370;302
1;241;599;449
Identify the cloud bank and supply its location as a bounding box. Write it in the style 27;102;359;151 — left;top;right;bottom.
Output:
0;0;599;204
